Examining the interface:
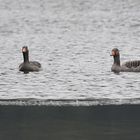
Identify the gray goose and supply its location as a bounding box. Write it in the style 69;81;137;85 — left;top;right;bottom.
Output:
19;46;41;73
111;48;140;72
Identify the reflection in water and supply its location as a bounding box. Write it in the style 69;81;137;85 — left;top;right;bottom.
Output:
0;105;140;140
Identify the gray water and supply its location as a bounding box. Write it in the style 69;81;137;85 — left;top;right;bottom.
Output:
0;105;140;140
1;0;140;105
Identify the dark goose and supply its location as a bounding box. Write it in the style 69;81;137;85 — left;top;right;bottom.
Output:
19;46;42;72
111;48;140;72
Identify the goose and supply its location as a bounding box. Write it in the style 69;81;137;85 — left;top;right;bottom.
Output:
111;48;140;72
19;46;41;72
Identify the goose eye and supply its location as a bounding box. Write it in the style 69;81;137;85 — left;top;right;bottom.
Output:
116;51;119;55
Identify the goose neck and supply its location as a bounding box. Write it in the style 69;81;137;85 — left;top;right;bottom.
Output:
114;55;120;66
23;51;29;63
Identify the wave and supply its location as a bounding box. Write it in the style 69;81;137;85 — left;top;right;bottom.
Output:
0;98;140;106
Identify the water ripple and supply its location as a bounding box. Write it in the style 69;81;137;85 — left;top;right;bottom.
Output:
0;0;140;105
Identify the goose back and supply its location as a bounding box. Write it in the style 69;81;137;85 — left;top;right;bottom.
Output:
123;60;140;68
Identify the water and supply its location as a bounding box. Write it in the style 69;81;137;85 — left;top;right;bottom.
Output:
0;105;140;140
0;0;140;105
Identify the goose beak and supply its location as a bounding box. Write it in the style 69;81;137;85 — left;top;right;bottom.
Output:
22;47;28;53
22;48;26;52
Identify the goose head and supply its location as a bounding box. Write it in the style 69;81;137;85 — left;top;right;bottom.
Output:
22;46;29;62
111;48;120;66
